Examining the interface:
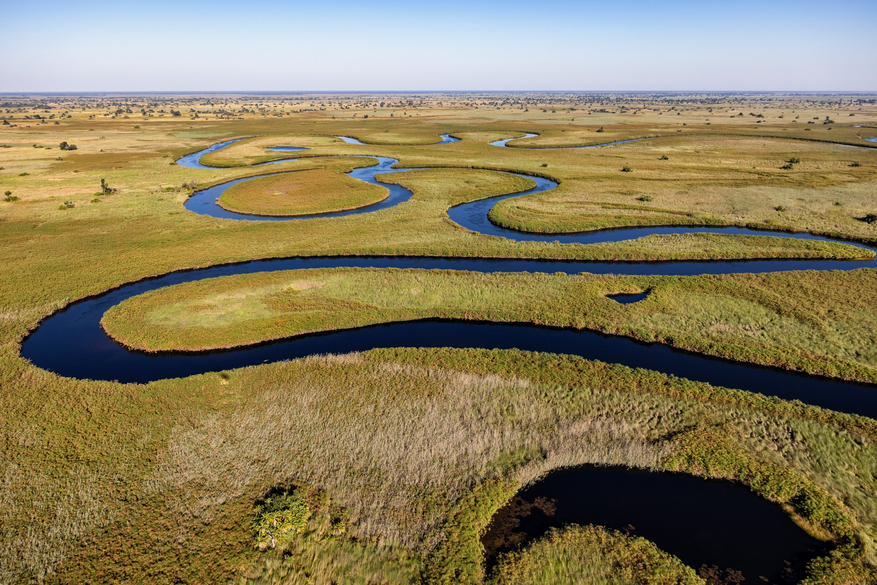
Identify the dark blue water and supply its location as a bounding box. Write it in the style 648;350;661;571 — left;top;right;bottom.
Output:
447;173;877;260
608;292;648;304
31;136;867;580
19;138;874;415
20;255;877;418
176;138;248;169
180;140;877;267
183;157;420;220
483;466;825;584
176;140;309;170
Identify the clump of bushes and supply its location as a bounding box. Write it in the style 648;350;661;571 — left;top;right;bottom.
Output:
252;484;348;555
96;178;116;196
850;162;861;168
58;201;75;210
861;213;877;224
638;195;653;202
781;157;801;170
659;155;669;160
775;205;787;212
3;190;19;202
253;487;312;551
621;165;633;173
59;141;77;151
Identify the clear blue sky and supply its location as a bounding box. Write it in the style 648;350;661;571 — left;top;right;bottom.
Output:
2;0;875;92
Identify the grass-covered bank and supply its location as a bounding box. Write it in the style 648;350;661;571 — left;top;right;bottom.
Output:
486;525;703;585
218;164;389;216
102;267;877;384
31;349;877;584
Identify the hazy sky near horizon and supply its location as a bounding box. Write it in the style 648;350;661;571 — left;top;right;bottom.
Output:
2;0;875;92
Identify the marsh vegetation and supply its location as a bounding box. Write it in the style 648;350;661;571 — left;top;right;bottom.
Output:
1;92;876;584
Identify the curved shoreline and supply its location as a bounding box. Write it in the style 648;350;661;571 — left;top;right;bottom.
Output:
489;133;656;149
20;254;877;418
184;156;420;221
483;465;825;584
20;138;877;417
179;139;877;256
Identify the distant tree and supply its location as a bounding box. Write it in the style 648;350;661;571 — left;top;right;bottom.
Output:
100;178;116;195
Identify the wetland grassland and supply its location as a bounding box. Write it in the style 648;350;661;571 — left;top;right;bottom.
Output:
218;162;389;217
1;93;877;584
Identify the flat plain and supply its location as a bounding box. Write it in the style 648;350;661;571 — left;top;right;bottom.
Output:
2;92;877;584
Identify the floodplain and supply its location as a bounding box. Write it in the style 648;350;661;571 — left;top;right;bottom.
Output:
2;92;877;584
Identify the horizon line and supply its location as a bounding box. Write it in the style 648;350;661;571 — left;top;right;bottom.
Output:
2;90;877;96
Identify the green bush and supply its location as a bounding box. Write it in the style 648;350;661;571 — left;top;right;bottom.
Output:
252;488;312;551
621;165;632;173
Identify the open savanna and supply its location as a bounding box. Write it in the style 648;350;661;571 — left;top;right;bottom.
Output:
1;94;877;584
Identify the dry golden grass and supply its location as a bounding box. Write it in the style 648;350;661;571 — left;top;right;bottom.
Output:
219;166;387;216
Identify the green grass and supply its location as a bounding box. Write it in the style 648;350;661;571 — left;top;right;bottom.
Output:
218;164;387;216
102;267;877;384
487;525;703;585
486;134;877;242
2;96;877;584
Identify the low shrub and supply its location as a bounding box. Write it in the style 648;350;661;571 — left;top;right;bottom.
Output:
252;487;312;551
